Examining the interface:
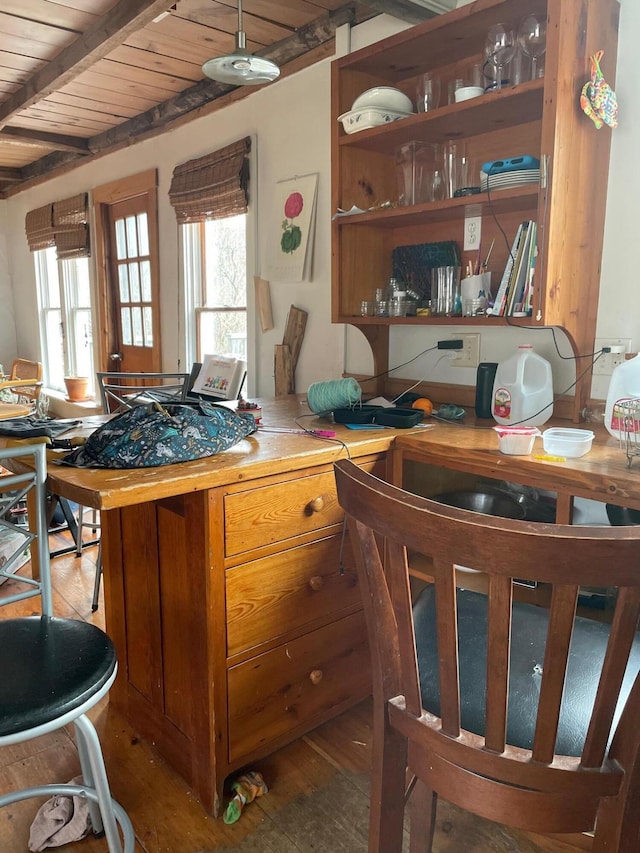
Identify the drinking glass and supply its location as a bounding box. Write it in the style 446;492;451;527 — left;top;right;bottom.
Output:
416;72;440;112
485;23;516;90
517;15;546;80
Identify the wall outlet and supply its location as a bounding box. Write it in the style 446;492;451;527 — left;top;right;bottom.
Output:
463;214;482;251
593;337;632;376
452;333;480;368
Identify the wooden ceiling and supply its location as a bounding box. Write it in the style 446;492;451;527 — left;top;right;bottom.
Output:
0;0;434;198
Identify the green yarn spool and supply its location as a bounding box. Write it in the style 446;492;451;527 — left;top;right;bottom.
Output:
306;378;362;414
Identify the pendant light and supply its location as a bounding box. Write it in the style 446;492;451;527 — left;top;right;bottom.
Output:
202;0;280;86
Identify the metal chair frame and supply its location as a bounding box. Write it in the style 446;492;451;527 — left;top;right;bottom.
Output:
96;371;190;413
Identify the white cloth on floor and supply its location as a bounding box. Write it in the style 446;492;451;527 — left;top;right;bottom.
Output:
28;776;91;851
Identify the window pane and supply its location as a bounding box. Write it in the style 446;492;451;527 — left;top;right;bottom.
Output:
118;264;130;302
137;212;149;256
140;260;152;301
204;216;246;308
131;306;143;346
72;309;93;379
129;262;141;302
74;259;91;307
143;307;154;346
198;309;247;360
126;215;138;258
44;308;64;389
115;219;127;260
121;307;132;345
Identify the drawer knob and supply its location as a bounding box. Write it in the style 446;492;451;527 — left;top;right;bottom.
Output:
309;669;323;685
309;575;324;591
307;496;325;513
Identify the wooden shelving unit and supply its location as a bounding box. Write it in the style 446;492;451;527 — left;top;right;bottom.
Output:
331;0;620;419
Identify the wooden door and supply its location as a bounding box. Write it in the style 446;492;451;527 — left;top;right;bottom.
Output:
93;170;161;374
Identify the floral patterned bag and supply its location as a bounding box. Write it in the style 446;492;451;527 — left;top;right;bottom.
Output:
63;401;256;469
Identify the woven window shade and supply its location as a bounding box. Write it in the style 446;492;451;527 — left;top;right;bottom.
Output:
53;193;90;259
25;204;55;252
169;137;251;223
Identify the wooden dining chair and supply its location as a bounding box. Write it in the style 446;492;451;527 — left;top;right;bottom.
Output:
0;358;43;408
334;459;640;853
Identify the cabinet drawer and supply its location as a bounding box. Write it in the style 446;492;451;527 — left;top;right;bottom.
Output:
224;459;384;557
227;611;370;763
227;535;359;658
225;470;341;557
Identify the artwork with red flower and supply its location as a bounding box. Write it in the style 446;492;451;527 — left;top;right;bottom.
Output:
284;192;304;219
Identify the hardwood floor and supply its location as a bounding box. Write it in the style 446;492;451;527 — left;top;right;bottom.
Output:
0;533;587;852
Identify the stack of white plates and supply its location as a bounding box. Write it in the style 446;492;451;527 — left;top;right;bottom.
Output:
480;168;541;191
338;107;413;134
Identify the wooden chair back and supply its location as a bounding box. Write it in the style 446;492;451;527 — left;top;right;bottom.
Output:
2;359;43;406
334;459;640;852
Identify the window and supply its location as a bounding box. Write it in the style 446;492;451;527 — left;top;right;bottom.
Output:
183;215;247;362
34;248;94;394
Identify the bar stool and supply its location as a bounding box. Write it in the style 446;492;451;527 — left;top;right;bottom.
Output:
0;443;134;852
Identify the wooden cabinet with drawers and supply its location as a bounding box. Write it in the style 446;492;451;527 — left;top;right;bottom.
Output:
44;400;396;818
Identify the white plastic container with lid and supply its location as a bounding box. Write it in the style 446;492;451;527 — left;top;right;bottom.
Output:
604;353;640;438
492;344;554;427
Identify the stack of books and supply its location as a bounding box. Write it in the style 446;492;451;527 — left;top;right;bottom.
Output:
490;221;537;316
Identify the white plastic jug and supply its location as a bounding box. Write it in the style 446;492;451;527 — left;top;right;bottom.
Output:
604;353;640;439
492;344;553;427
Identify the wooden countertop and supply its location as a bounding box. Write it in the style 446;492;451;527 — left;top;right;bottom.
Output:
33;396;425;510
393;417;640;511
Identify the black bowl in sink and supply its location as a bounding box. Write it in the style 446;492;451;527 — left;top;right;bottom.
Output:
605;503;640;526
430;491;525;520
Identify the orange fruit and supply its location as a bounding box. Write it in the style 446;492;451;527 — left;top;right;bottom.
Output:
412;397;433;415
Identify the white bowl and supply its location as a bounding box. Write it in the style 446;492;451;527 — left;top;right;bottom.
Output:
351;86;414;114
338;107;412;134
454;86;484;103
493;426;540;455
541;428;594;458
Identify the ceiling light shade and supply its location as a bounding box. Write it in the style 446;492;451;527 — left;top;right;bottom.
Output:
202;0;280;86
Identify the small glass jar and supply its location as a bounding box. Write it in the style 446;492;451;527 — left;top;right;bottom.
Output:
360;300;375;317
389;291;407;317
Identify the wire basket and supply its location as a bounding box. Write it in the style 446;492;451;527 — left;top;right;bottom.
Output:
615;398;640;466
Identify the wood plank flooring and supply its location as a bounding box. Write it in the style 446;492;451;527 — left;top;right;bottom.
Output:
0;533;587;852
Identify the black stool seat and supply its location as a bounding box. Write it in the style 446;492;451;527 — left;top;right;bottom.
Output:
414;586;640;756
0;616;117;737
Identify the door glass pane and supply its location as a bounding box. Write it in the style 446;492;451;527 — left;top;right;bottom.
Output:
129;262;141;302
118;264;129;302
131;306;143;346
115;219;127;260
126;215;138;258
140;260;151;301
137;212;149;256
143;307;153;346
121;307;132;345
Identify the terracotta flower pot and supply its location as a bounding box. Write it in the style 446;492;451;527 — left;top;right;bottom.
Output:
64;376;89;402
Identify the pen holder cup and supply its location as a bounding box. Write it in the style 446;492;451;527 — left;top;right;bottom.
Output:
461;271;491;301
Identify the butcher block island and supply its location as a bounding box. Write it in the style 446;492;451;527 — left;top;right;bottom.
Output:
35;396;403;817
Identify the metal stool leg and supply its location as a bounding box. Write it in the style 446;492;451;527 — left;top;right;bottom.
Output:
91;541;102;612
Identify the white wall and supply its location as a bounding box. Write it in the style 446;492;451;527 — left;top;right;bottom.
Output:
1;4;638;404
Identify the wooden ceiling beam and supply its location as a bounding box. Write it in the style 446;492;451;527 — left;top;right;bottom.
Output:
0;167;22;183
0;0;177;129
88;4;360;154
0;126;90;153
358;0;435;25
